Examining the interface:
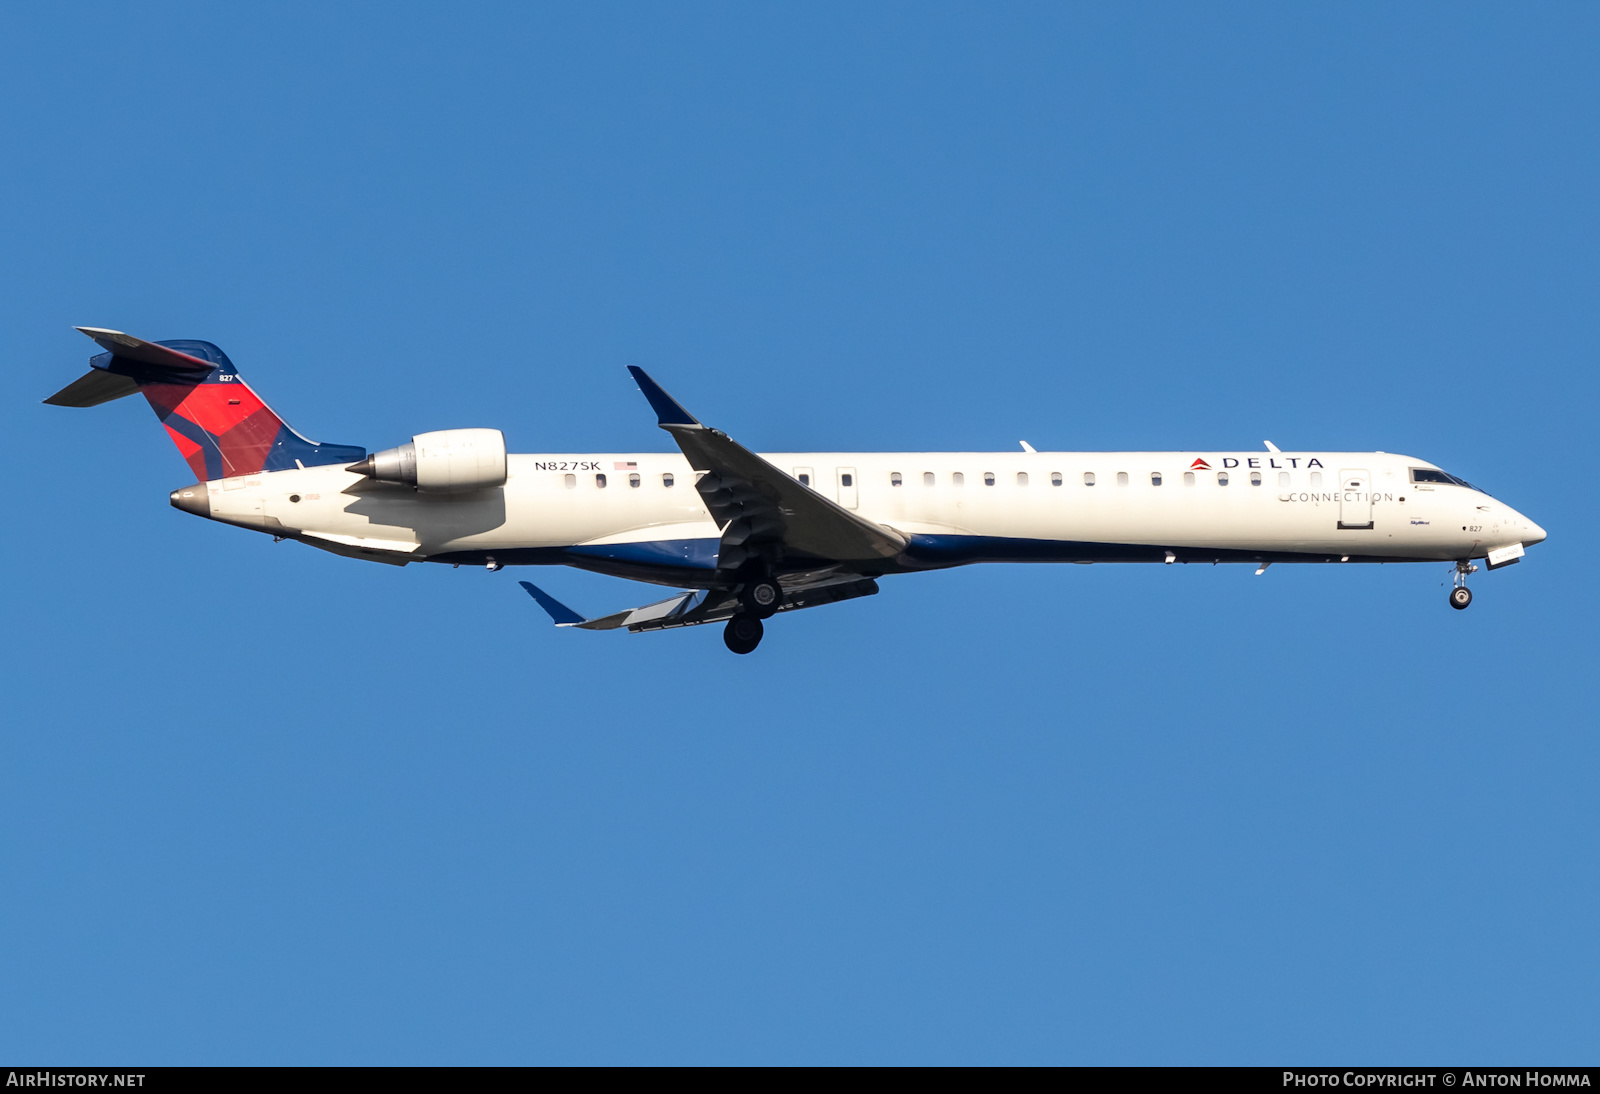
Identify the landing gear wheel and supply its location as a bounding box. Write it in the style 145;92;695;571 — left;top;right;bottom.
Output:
724;614;764;654
741;579;782;619
1449;586;1473;610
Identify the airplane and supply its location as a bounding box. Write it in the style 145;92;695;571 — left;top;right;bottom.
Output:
46;327;1547;654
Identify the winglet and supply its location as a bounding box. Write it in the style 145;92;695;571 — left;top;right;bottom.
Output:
518;581;588;626
627;366;701;427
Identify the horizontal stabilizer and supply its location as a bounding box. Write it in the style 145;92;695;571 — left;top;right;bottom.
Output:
44;368;141;407
75;327;215;376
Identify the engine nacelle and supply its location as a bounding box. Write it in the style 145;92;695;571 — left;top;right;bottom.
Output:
347;428;507;493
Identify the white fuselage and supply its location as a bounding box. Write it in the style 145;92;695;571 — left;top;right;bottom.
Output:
190;448;1545;586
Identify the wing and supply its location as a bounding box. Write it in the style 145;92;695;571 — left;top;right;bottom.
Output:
519;576;878;633
626;367;905;575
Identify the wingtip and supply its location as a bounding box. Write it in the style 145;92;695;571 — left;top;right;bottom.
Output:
627;366;701;427
518;580;587;627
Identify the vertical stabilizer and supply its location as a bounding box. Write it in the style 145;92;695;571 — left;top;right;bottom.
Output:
46;328;364;480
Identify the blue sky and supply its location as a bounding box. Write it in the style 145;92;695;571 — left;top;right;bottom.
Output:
2;2;1596;1064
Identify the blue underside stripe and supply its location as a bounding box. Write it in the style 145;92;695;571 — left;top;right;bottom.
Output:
425;534;1431;582
564;538;722;571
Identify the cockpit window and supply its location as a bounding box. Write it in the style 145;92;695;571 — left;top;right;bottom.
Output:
1410;467;1482;491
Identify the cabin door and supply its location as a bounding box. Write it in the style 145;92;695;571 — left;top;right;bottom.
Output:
1338;469;1373;530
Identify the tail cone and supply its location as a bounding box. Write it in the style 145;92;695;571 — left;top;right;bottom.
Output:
169;482;209;517
346;456;375;477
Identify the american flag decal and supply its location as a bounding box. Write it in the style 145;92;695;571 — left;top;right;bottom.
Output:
614;461;637;470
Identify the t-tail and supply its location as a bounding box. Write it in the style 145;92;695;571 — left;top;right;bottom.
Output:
44;327;364;480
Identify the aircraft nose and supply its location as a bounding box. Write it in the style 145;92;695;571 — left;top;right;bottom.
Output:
1525;518;1547;546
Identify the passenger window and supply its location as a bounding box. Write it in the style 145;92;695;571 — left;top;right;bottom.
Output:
1278;471;1290;487
1051;472;1062;486
923;471;935;486
891;472;902;487
953;472;964;486
983;472;995;486
1083;472;1096;486
1250;471;1262;486
799;473;810;486
1117;472;1129;486
1184;471;1195;486
841;473;853;487
662;472;674;488
1310;472;1321;487
564;474;576;489
1217;471;1229;486
1151;472;1163;486
629;473;640;488
596;473;607;488
1017;472;1028;486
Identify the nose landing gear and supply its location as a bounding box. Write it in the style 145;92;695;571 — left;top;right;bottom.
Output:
1449;561;1478;610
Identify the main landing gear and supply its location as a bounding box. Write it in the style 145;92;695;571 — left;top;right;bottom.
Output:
724;614;764;655
1449;561;1478;610
726;572;781;652
740;577;783;619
